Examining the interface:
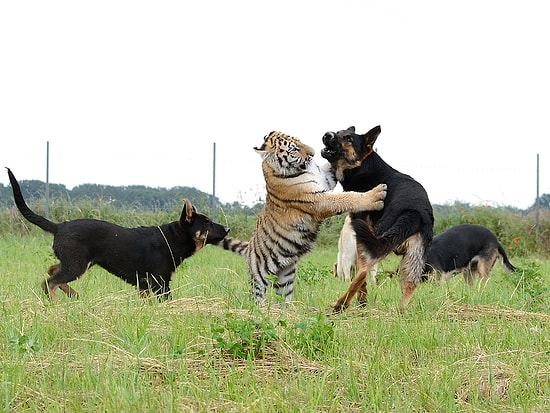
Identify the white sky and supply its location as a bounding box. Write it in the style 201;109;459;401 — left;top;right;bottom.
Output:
1;1;548;209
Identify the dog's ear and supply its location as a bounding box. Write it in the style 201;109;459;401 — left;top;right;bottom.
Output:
362;125;381;153
181;199;196;224
347;126;356;133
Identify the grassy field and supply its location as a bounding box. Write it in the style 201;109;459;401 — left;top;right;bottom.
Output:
0;232;549;412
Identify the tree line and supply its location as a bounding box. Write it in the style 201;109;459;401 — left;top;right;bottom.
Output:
0;179;260;216
2;178;548;213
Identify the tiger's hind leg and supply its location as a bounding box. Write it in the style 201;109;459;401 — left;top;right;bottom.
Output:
274;265;297;304
250;267;270;305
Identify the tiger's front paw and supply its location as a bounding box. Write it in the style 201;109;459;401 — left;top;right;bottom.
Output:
367;183;387;211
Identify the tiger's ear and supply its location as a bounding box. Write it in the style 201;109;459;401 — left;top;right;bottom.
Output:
254;146;268;159
253;132;273;159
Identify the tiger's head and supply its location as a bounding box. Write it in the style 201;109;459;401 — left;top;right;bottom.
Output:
254;131;315;177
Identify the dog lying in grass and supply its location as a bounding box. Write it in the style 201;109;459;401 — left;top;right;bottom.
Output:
7;168;229;300
423;224;516;285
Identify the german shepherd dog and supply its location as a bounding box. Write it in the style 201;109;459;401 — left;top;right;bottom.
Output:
423;224;516;285
321;126;434;312
7;168;229;300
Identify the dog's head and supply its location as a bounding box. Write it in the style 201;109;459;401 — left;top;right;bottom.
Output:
180;199;229;251
321;125;381;179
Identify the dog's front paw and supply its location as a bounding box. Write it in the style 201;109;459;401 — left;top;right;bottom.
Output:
368;183;387;211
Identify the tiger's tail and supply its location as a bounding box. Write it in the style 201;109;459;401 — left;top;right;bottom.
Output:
216;237;249;257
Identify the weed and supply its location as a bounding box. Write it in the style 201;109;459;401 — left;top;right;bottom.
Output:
506;263;548;310
287;313;335;359
9;334;40;354
211;309;279;359
298;260;333;284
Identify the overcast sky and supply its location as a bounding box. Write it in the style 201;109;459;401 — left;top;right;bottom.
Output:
1;1;548;209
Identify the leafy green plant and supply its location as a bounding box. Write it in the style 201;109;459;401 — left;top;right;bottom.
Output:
211;310;279;359
506;263;548;310
298;260;333;284
9;334;40;354
287;313;335;359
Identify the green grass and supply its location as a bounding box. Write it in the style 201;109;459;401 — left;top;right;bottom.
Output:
1;233;549;412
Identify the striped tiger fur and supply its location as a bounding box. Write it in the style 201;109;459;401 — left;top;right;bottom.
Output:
218;131;387;304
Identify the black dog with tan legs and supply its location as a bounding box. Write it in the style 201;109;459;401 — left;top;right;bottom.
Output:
7;168;229;300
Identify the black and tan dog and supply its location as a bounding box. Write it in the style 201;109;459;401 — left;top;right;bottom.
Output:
423;224;516;285
7;168;229;300
321;126;434;312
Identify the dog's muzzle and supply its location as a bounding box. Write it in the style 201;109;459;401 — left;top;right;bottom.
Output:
321;132;338;160
322;131;335;145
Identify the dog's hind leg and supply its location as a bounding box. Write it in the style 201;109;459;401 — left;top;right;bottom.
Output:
43;262;84;300
357;255;379;304
397;234;426;313
399;275;419;313
333;248;378;312
476;250;498;288
45;264;79;298
332;269;368;312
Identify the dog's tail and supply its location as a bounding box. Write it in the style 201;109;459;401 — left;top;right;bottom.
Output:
6;168;59;234
497;244;516;272
216;237;249;257
351;212;426;259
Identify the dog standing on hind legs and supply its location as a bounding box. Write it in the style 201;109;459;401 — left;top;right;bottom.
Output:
6;167;229;300
322;125;434;313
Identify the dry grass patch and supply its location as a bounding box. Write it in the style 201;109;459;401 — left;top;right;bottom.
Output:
436;300;550;322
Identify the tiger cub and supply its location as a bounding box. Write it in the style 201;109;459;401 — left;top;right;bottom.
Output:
218;131;387;304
